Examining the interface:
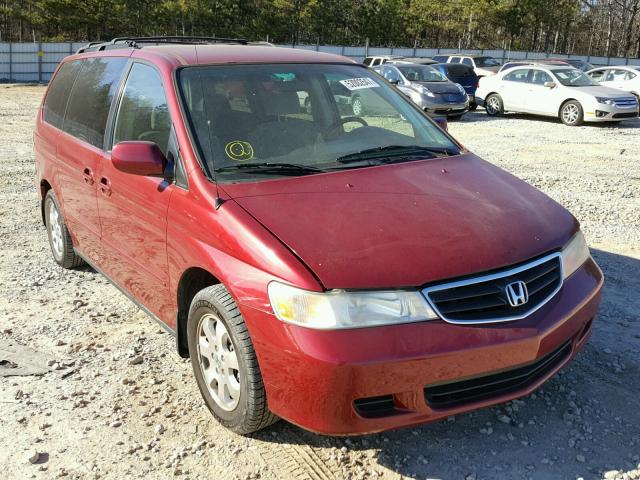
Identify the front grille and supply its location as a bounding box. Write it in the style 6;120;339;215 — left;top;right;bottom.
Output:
613;97;638;109
423;253;562;324
424;340;572;409
613;111;639;119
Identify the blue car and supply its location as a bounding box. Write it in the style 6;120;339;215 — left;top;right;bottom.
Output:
432;63;479;110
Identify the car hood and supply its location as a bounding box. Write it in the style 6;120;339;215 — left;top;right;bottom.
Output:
413;81;461;94
221;154;577;289
567;85;635;98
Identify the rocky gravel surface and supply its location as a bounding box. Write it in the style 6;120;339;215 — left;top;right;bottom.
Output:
1;84;639;480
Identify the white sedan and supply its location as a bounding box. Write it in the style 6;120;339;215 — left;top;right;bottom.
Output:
587;66;640;101
476;65;639;126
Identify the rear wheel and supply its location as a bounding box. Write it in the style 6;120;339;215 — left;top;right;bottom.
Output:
485;94;503;116
560;100;584;126
187;284;278;434
44;190;84;269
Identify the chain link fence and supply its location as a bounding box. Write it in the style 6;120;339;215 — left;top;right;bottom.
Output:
2;42;639;83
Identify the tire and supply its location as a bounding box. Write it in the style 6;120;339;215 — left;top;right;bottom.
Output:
44;190;84;269
351;96;363;116
485;94;503;116
560;100;584;126
187;284;278;434
468;102;478;111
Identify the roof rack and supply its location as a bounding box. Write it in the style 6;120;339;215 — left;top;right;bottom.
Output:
76;36;249;54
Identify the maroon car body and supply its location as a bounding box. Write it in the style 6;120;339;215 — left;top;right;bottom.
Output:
34;42;603;435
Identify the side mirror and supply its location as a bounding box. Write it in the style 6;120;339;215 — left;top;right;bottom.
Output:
544;81;557;89
111;141;167;176
389;79;400;85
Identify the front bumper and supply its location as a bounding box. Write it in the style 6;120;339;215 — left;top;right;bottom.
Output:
242;258;603;435
584;104;639;122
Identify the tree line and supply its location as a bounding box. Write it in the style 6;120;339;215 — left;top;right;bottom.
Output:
1;0;639;58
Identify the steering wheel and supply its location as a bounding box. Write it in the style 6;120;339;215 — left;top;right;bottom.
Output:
323;116;368;139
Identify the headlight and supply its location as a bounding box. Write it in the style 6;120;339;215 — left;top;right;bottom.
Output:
268;282;438;329
561;231;590;279
596;97;615;106
456;83;466;95
414;84;435;97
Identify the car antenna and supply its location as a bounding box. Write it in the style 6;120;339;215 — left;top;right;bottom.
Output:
194;54;224;210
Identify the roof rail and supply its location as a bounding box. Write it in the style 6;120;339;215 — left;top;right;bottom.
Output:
75;36;249;54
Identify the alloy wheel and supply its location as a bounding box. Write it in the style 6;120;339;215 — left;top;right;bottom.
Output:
486;96;500;115
562;104;579;124
48;201;64;259
196;313;241;411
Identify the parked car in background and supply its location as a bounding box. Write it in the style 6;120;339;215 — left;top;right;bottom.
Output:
36;36;603;437
298;74;390;116
476;65;639;125
363;55;403;67
587;66;640;101
547;58;594;72
432;54;501;77
387;56;437;65
374;63;469;118
499;60;567;73
432;63;479;110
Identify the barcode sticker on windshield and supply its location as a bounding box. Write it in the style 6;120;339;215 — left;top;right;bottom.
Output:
339;78;380;91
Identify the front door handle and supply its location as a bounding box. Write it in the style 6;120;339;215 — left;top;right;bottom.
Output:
99;177;112;197
82;168;95;185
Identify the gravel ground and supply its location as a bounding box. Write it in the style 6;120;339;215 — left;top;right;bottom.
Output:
1;84;639;480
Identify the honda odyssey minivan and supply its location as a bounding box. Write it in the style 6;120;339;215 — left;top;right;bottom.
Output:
35;37;603;436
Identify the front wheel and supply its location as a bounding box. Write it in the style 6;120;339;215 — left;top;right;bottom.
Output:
560;100;584;126
187;284;278;434
485;94;504;116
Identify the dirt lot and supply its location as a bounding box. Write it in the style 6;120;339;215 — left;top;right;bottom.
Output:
1;84;639;480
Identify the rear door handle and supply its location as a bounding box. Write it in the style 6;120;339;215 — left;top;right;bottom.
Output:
82;168;94;185
99;177;112;197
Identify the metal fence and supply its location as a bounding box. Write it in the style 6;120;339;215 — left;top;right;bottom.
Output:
2;42;639;83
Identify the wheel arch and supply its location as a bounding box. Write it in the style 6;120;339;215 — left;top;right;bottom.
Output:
176;267;222;358
558;98;580;117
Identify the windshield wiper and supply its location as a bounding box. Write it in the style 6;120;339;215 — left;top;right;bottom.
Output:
215;162;326;176
336;145;457;164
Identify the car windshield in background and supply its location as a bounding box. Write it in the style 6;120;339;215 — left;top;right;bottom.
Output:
397;65;447;82
475;57;501;67
553;69;598;87
177;64;459;183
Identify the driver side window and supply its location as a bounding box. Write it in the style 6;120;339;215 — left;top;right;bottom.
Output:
113;63;171;156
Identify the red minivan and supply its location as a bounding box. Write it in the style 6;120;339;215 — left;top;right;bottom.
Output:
34;37;603;435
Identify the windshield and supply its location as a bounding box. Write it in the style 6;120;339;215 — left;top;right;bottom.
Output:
475;57;500;67
553;69;598;87
177;64;459;183
396;65;447;82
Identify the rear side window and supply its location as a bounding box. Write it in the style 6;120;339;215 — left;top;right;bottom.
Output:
43;61;81;129
63;57;128;148
462;58;473;67
363;57;372;66
504;69;530;82
113;63;171;155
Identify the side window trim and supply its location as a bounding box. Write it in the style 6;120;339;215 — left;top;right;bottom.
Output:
107;59;172;153
105;58;135;152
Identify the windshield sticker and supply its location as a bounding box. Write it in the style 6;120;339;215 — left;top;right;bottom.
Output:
339;78;380;91
225;141;254;162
